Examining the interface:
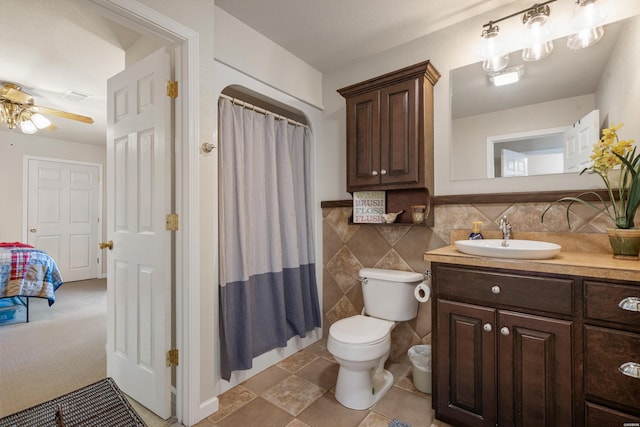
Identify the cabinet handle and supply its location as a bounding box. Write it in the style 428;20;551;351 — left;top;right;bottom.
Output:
491;285;501;294
619;362;640;379
380;169;387;175
500;327;510;336
483;323;493;332
371;170;378;176
619;297;640;312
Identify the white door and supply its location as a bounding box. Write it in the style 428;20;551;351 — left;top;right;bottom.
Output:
105;48;172;419
26;159;99;282
501;149;528;177
564;109;599;173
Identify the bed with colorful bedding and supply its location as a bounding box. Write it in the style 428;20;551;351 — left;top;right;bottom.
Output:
0;242;64;323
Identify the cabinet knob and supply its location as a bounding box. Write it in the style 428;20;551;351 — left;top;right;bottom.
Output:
380;169;387;175
500;327;510;336
371;170;378;176
619;297;640;312
491;285;501;294
619;362;640;379
483;323;493;332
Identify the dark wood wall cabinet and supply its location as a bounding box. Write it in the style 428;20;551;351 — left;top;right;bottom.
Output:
431;262;640;427
338;61;440;192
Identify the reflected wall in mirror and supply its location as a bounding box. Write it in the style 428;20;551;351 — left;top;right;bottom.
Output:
451;13;640;181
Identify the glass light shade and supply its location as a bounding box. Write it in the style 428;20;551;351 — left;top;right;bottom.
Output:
567;25;604;50
522;7;553;61
31;113;51;129
20;119;38;134
522;40;554;61
571;0;609;30
483;54;510;72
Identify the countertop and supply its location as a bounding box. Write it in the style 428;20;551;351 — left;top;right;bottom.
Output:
425;245;640;282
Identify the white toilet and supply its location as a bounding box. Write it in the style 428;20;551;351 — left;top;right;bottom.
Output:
327;267;425;410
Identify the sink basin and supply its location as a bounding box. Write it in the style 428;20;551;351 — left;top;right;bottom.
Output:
454;239;561;260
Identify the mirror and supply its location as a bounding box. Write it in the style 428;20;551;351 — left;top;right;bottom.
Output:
451;14;640;181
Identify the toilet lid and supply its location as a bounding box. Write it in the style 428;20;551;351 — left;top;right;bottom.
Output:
329;315;393;345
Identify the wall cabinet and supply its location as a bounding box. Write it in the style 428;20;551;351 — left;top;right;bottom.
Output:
338;61;440;192
432;262;640;427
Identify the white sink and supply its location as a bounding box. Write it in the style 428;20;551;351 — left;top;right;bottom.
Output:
454;239;561;260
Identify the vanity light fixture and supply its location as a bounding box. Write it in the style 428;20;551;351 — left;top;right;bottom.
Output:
480;24;510;72
489;65;524;87
567;0;609;49
522;4;554;61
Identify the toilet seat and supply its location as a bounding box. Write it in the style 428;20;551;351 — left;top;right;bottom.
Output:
329;315;393;345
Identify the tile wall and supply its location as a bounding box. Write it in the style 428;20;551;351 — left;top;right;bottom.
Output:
321;200;625;363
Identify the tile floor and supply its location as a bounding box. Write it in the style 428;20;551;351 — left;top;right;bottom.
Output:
193;339;451;427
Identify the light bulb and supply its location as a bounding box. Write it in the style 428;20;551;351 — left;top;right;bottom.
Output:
20;119;37;134
31;113;51;129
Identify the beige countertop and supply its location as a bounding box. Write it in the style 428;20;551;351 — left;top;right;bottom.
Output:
425;245;640;282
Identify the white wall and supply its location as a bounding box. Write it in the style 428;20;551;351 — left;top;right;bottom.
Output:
0;132;106;247
320;0;640;199
452;94;594;180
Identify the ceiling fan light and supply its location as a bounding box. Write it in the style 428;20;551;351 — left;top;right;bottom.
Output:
20;119;37;134
31;113;51;129
567;26;604;50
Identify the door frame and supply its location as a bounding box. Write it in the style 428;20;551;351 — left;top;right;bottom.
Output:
21;156;103;279
87;0;201;424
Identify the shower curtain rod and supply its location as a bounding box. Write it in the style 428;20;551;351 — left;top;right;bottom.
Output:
219;93;309;129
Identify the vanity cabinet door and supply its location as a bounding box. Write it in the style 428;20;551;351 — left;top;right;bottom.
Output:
436;299;496;427
498;311;573;426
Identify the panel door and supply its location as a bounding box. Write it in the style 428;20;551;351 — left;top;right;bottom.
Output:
498;311;573;426
346;90;380;190
27;158;99;281
106;48;172;419
436;299;497;427
379;78;420;187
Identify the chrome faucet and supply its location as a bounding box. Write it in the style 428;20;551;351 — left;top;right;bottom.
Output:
499;215;512;244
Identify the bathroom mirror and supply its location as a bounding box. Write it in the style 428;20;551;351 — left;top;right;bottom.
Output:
450;14;640;181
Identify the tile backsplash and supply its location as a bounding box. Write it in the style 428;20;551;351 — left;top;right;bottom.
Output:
321;199;623;363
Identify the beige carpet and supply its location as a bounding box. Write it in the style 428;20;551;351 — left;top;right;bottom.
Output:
0;279;178;426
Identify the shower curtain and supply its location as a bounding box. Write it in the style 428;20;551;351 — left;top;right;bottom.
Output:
218;98;321;381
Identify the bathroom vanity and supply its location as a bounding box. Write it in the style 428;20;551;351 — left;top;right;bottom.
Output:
425;245;640;427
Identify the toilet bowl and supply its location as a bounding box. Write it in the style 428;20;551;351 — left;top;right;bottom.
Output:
327;315;395;410
327;268;426;410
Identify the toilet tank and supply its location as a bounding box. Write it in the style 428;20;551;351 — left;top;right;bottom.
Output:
360;268;423;321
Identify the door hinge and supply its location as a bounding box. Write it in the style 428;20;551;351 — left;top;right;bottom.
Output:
166;214;179;231
166;80;178;99
166;349;179;367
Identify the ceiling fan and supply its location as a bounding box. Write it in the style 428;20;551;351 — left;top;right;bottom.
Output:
0;82;94;134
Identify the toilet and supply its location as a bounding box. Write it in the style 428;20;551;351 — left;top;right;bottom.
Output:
327;267;425;410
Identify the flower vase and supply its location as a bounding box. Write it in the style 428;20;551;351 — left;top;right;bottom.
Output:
607;229;640;260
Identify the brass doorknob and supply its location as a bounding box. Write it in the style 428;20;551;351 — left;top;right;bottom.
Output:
99;240;113;250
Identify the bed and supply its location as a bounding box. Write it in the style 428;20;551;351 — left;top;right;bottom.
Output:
0;242;64;324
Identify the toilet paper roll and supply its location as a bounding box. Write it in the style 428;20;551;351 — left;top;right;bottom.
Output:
414;282;431;303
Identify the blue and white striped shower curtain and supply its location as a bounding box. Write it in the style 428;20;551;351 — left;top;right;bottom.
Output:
218;98;321;381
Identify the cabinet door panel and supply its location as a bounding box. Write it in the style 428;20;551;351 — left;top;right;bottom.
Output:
347;91;380;189
380;78;420;186
437;299;496;427
499;311;573;427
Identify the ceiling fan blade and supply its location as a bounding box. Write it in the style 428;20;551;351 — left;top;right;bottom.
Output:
32;105;94;124
0;86;34;105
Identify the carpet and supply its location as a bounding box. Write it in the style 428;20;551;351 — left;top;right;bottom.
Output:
0;378;146;427
389;419;413;427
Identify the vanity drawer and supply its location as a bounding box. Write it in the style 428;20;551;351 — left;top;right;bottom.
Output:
585;402;640;426
584;325;640;410
585;280;640;328
434;265;573;315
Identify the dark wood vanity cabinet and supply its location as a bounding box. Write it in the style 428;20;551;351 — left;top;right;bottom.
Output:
432;264;574;427
583;279;640;425
338;61;440;192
